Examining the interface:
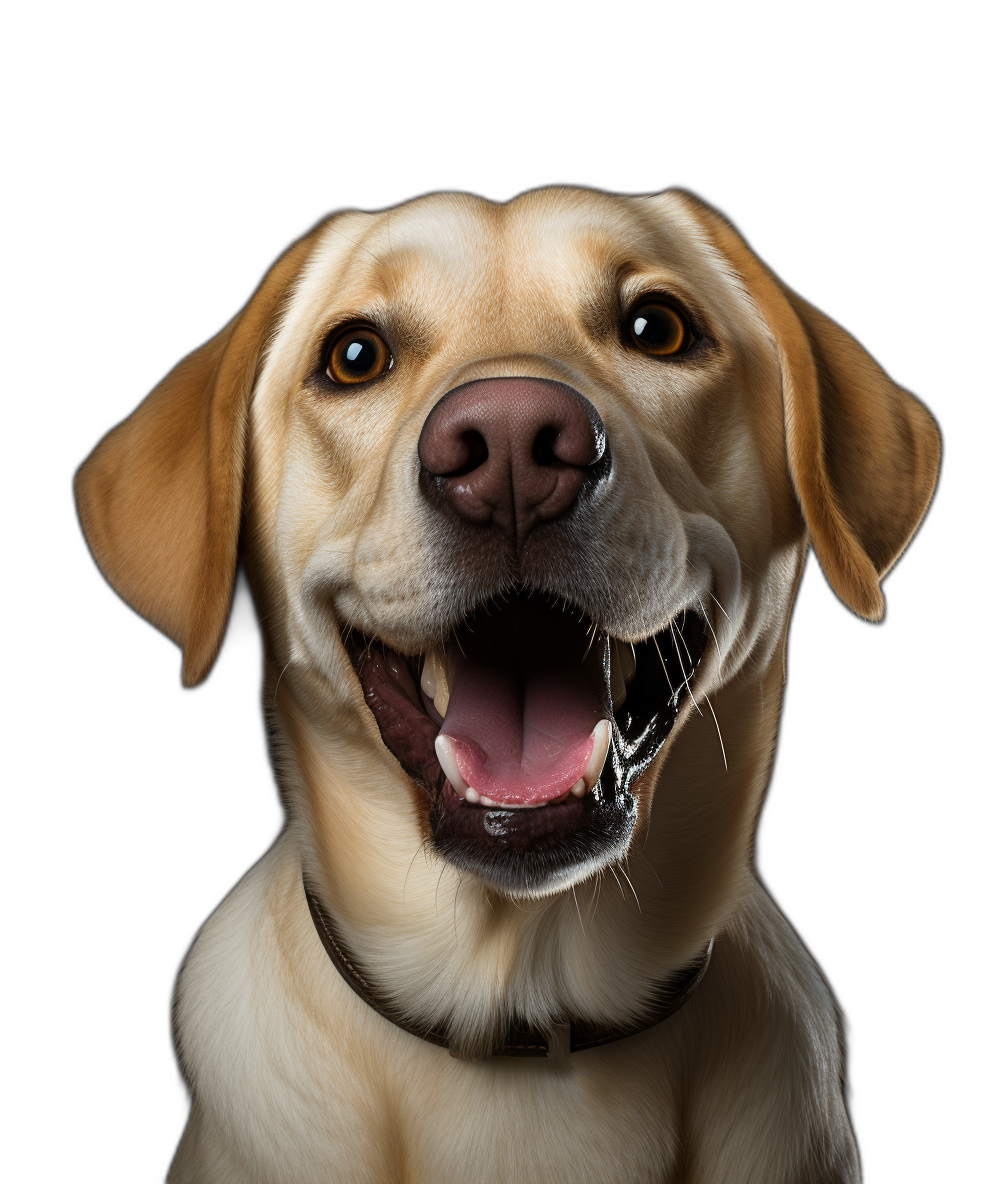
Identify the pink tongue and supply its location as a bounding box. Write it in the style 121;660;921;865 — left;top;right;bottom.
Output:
440;651;604;806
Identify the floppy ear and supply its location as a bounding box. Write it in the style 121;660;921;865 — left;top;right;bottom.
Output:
75;225;321;685
679;193;941;620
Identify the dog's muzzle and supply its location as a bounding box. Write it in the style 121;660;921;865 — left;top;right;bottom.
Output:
338;377;708;896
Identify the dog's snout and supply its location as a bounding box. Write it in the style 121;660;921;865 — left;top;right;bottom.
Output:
417;377;607;548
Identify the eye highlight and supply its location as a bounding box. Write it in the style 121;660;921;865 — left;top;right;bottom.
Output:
326;326;391;385
627;301;691;357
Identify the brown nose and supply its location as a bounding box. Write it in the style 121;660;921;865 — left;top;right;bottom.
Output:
417;377;608;548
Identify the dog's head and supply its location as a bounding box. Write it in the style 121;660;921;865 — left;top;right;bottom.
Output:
76;188;940;908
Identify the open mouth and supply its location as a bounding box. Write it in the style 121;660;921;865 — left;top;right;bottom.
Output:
346;592;707;896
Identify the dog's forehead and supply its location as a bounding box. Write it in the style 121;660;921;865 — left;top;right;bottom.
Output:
304;188;724;312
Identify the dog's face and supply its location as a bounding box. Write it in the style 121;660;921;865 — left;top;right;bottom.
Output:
76;188;940;910
245;189;794;897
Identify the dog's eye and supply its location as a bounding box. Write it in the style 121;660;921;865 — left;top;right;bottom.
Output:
628;302;691;357
326;327;391;385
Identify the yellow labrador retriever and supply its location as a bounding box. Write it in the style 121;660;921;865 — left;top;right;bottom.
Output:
76;187;939;1183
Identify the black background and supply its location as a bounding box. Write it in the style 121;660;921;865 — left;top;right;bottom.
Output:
41;69;976;1179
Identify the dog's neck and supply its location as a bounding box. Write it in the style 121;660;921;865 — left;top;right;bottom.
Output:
302;876;714;1059
267;651;782;1051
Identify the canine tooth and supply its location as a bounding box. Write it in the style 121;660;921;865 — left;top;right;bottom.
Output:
434;735;470;799
421;651;453;717
583;720;612;790
421;657;435;699
617;641;636;686
569;778;587;798
609;639;627;710
465;787;481;805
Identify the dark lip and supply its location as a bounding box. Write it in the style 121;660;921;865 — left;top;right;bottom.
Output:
345;595;707;896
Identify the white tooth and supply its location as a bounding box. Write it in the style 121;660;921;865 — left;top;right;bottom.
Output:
479;795;497;807
421;650;453;717
618;641;636;686
569;778;587;798
420;653;437;700
609;638;626;710
434;735;470;799
583;720;612;790
465;787;481;805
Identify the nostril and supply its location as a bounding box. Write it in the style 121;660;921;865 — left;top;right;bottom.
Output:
532;426;560;467
451;430;489;476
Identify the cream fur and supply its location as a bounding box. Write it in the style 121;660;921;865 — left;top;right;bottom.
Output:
74;187;940;1183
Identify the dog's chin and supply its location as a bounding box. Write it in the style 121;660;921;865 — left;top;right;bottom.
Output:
344;591;707;898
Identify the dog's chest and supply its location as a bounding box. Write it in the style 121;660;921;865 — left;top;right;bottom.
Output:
265;1040;683;1183
190;988;683;1182
366;1042;681;1182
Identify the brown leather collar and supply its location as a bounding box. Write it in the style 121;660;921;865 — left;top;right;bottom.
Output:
304;877;713;1060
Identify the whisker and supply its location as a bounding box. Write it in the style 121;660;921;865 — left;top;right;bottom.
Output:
668;615;691;672
452;625;467;660
699;600;722;664
705;694;728;771
709;592;733;625
590;871;603;920
654;641;676;695
640;852;663;888
618;862;642;913
452;874;462;944
327;223;384;265
671;619;703;716
581;621;599;662
571;883;586;940
272;659;293;702
403;842;425;900
435;864;447;913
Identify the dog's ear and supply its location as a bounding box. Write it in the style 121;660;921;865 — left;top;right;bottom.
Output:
678;193;941;620
75;225;322;685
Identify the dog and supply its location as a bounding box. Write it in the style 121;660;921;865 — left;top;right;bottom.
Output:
75;187;940;1182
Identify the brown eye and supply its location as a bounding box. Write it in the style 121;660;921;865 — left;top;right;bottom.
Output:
628;302;689;356
326;327;390;385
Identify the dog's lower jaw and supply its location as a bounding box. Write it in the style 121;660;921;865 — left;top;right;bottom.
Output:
430;781;636;900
